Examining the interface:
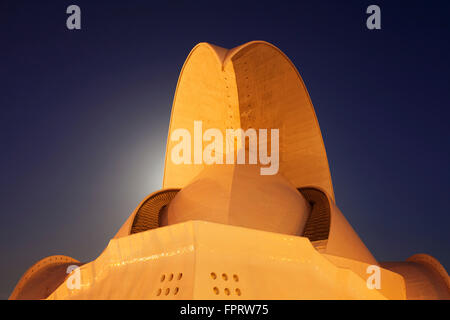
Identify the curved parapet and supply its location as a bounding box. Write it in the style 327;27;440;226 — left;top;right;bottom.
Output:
9;255;81;300
381;254;450;299
163;41;334;201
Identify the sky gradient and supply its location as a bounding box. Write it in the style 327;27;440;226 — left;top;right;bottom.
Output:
1;0;449;299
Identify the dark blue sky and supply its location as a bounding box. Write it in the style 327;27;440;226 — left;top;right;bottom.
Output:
1;0;449;299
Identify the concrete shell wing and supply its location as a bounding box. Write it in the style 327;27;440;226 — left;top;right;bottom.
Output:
163;41;334;200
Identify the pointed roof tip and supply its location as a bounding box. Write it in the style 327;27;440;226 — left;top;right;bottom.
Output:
194;41;280;68
194;42;228;66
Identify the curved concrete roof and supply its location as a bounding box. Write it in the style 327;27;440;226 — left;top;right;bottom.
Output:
9;255;80;300
163;41;335;201
381;254;450;299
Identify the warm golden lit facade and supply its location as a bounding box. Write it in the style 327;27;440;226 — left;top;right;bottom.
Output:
10;41;450;300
